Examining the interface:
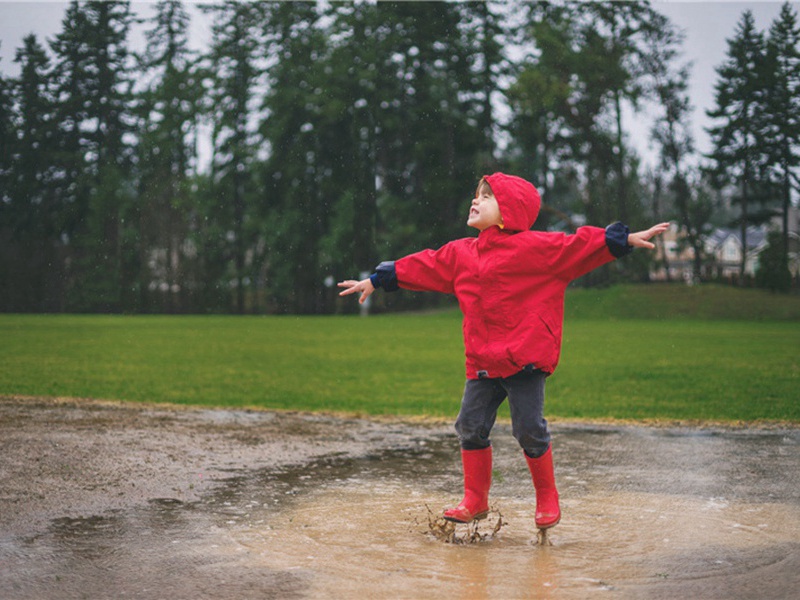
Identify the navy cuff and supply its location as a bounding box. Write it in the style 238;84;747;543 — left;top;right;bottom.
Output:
605;222;632;258
370;261;399;291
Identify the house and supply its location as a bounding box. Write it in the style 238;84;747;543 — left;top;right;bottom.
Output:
649;223;698;283
650;206;800;283
703;226;769;280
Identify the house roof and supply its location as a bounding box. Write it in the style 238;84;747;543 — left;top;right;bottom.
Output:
705;226;768;250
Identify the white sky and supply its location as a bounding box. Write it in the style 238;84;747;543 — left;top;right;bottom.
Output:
0;1;797;167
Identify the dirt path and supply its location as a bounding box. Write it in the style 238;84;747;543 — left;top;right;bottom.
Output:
0;396;450;537
1;396;798;599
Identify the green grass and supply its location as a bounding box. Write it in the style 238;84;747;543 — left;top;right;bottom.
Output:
565;283;800;321
1;285;798;423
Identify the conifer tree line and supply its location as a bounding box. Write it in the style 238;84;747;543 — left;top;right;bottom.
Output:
1;1;798;313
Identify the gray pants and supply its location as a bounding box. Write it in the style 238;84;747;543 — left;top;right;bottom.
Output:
454;367;550;458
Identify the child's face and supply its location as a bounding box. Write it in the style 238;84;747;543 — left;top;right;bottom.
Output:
467;185;503;231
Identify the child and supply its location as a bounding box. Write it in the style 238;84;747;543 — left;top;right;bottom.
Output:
338;173;668;532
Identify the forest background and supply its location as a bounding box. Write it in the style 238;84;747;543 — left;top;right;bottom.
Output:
1;0;799;315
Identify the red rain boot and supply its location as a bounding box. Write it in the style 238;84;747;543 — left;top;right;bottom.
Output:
443;447;492;523
524;445;561;529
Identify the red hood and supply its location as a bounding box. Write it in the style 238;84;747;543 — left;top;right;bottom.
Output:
483;173;540;232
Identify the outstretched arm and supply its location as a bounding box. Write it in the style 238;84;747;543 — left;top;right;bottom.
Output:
627;222;670;249
338;278;375;305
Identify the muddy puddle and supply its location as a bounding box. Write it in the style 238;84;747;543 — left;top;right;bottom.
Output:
1;398;798;599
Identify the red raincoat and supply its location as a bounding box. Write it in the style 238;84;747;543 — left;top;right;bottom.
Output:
393;173;627;379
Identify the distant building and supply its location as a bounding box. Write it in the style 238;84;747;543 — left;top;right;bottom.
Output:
649;223;697;283
650;206;800;284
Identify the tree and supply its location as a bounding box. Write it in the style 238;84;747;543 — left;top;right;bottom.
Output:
136;0;202;312
374;1;491;254
581;1;663;226
0;51;13;208
644;11;710;281
756;230;792;292
200;0;263;313
49;0;137;311
508;2;658;285
706;10;770;283
2;34;65;310
257;1;331;313
0;51;19;310
763;2;800;282
506;2;575;214
316;1;380;311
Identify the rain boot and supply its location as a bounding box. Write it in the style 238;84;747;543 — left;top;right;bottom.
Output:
443;447;492;523
524;445;561;529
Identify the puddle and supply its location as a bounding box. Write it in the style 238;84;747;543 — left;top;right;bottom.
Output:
1;411;798;599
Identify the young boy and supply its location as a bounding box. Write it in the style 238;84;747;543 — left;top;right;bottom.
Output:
339;173;668;532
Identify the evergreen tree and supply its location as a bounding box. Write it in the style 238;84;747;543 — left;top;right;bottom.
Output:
511;2;652;230
200;0;262;314
507;2;578;222
706;10;770;283
509;1;653;285
49;0;137;311
48;0;92;257
316;1;380;312
456;1;505;171
0;53;12;207
258;1;332;314
136;0;202;312
0;53;18;310
3;35;64;310
581;1;661;226
644;11;710;281
756;230;792;292
10;35;57;237
763;2;800;280
374;1;489;257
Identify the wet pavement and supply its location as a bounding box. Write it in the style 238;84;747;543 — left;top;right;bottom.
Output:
1;398;798;599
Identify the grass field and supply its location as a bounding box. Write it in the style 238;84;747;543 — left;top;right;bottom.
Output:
1;285;798;423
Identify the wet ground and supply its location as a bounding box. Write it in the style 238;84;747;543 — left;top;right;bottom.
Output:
1;396;798;599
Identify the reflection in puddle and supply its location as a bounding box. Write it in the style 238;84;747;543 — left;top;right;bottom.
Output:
1;426;799;599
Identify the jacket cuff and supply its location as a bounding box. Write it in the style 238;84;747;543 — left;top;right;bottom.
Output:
605;222;632;258
370;261;399;291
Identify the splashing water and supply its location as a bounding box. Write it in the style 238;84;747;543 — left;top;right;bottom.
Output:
421;504;507;545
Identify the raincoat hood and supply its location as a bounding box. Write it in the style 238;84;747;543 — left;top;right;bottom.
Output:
483;173;541;232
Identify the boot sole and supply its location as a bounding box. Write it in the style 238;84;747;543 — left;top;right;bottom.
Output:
535;515;561;530
443;510;489;524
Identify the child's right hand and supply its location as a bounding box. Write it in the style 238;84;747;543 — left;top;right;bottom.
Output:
338;278;375;304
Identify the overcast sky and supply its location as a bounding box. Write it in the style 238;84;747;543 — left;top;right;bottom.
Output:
1;1;797;166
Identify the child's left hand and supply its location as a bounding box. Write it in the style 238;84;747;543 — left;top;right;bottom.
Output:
628;222;670;249
338;278;375;304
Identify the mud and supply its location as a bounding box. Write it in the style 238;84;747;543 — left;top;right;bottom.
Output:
1;396;798;599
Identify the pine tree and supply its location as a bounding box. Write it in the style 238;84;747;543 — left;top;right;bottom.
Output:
258;1;330;313
581;1;660;226
644;11;710;281
373;1;489;255
507;2;577;223
0;53;13;206
136;0;202;312
763;2;800;283
3;34;65;310
200;0;262;314
10;35;58;238
0;52;18;310
706;10;769;283
49;0;137;311
316;1;380;311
